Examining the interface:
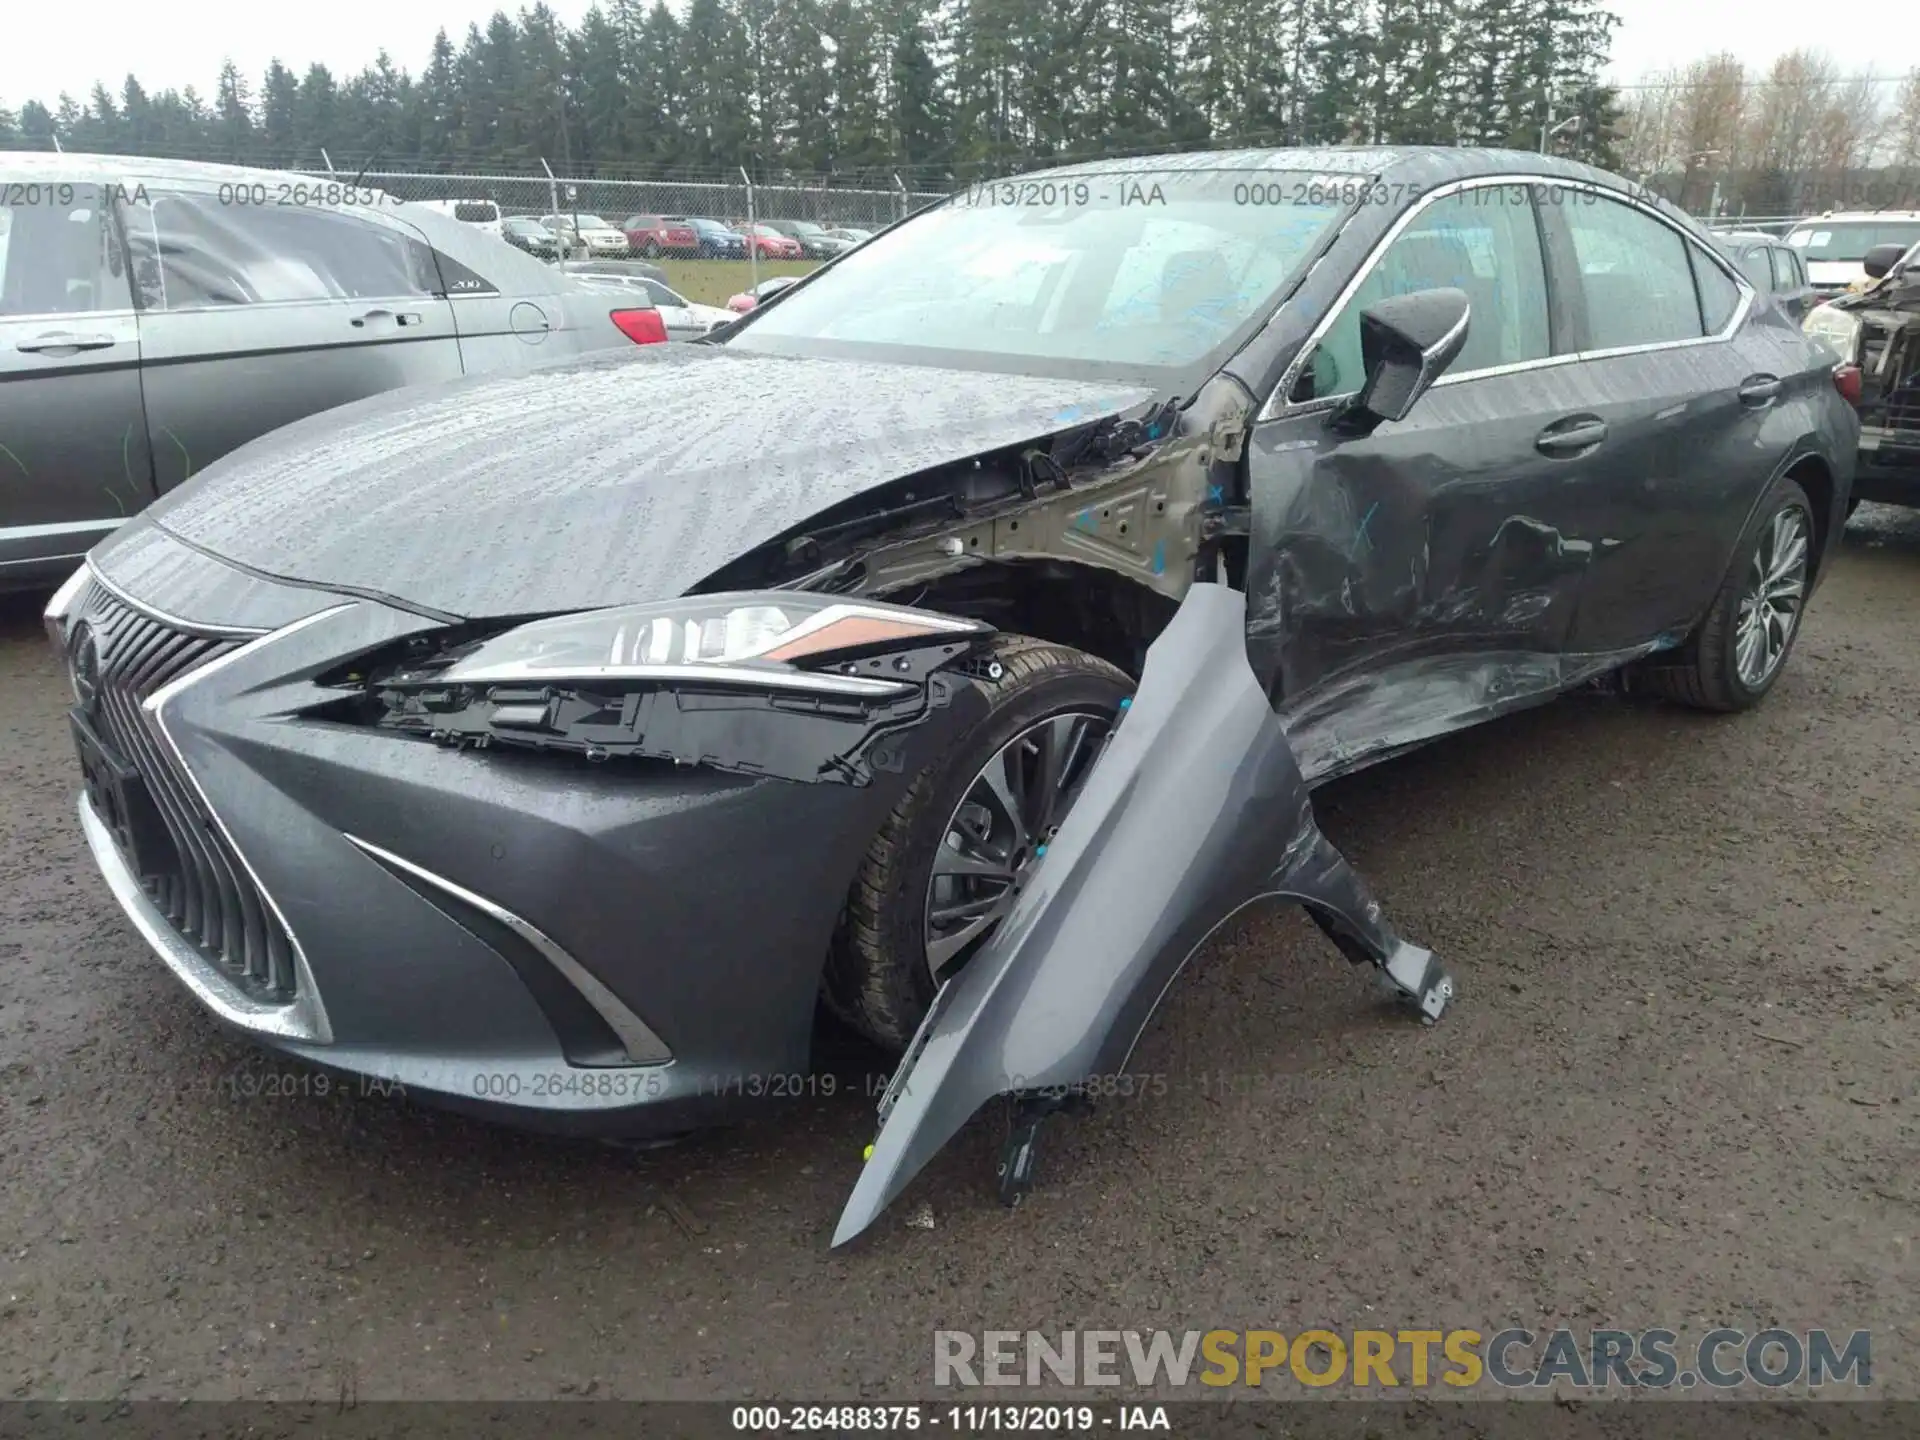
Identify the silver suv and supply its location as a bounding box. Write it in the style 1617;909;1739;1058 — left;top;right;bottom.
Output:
0;153;661;590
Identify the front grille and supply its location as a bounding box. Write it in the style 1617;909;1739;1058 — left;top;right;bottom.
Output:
74;581;301;1002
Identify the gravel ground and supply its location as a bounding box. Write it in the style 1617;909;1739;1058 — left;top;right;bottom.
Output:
1;510;1916;1407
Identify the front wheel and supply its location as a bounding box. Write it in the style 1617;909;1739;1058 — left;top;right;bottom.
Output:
824;636;1132;1050
1632;474;1814;712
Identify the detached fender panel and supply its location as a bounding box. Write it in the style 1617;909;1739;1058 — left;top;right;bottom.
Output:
832;583;1450;1245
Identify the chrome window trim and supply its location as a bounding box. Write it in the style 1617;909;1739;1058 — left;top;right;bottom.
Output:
136;604;356;1044
1259;173;1756;423
343;834;674;1067
85;558;271;640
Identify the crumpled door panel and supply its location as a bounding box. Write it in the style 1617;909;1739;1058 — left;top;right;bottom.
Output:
833;583;1452;1246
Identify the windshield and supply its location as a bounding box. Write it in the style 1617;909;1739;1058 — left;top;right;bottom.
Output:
564;215;613;230
724;167;1347;383
1787;220;1920;263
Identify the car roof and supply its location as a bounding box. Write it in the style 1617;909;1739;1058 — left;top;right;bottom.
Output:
1791;211;1920;224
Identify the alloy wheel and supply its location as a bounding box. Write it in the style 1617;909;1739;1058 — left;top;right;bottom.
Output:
1734;505;1809;690
923;710;1114;981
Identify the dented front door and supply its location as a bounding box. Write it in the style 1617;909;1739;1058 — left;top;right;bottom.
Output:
1242;367;1604;773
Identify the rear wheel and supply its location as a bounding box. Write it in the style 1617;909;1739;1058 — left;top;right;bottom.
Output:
824;636;1131;1050
1633;474;1813;712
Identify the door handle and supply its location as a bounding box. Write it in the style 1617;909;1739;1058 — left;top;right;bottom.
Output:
1534;417;1609;456
17;332;116;354
1738;374;1783;407
350;308;394;328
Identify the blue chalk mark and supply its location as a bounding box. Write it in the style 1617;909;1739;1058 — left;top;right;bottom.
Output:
1118;697;1132;710
1074;510;1096;531
1035;843;1048;858
1152;541;1165;574
1053;403;1089;424
1349;501;1379;560
1207;483;1226;504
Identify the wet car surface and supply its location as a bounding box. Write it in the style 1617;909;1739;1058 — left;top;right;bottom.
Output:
3;506;1916;1395
35;146;1862;1243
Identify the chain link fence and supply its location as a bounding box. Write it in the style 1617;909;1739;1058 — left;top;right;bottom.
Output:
301;166;948;234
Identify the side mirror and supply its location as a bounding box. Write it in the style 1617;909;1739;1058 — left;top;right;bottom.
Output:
1343;287;1472;428
1862;243;1906;280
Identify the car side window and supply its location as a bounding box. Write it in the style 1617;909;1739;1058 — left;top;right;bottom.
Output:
121;191;441;310
0;183;135;317
1736;249;1773;292
1771;247;1799;290
1561;195;1703;349
1692;245;1741;333
1291;185;1550;404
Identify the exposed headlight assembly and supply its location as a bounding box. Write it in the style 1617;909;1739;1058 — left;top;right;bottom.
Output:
1804;303;1862;364
373;593;998;784
429;592;990;698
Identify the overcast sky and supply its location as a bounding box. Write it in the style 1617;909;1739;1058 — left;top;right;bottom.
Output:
1;0;1912;116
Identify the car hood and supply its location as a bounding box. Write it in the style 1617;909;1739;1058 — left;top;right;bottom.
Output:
135;345;1156;620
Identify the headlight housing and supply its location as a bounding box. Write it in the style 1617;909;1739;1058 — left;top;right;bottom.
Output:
1804;303;1862;363
363;592;998;783
400;592;991;700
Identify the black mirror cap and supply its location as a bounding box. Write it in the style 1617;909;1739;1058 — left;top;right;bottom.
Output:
1863;243;1906;280
1352;287;1472;426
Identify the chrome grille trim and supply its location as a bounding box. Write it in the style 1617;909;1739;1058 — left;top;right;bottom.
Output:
72;582;341;1042
85;557;271;640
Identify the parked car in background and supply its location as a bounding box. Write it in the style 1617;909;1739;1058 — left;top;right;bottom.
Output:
500;214;562;260
823;226;874;246
1805;239;1920;509
540;212;631;258
1716;230;1817;322
725;275;802;312
50;147;1855;1251
681;217;748;258
1786;212;1920;297
735;222;804;259
560;258;670;287
416;198;504;241
768;219;852;259
561;262;729;338
621;215;700;258
0;152;663;589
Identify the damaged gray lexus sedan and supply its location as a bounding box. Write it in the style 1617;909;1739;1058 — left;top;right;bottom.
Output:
48;147;1855;1245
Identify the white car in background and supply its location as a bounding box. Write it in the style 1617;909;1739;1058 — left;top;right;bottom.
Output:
540;212;631;258
417;198;505;241
564;264;733;338
1786;212;1920;297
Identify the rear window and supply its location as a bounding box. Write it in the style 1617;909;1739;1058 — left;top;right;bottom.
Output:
452;202;498;224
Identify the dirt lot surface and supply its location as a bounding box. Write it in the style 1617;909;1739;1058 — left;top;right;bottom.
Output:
1;510;1916;1411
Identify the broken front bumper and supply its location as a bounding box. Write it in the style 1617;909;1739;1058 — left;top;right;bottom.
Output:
834;585;1453;1245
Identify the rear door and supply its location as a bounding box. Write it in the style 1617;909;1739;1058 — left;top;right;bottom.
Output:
121;183;464;493
0;176;155;578
1533;191;1770;651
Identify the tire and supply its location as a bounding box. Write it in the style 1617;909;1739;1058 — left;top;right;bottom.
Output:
824;635;1133;1050
1633;474;1814;713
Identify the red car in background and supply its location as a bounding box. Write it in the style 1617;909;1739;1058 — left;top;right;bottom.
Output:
725;276;802;313
735;222;804;259
622;215;701;257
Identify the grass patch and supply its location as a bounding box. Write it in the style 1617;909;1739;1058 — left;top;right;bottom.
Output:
657;258;820;306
